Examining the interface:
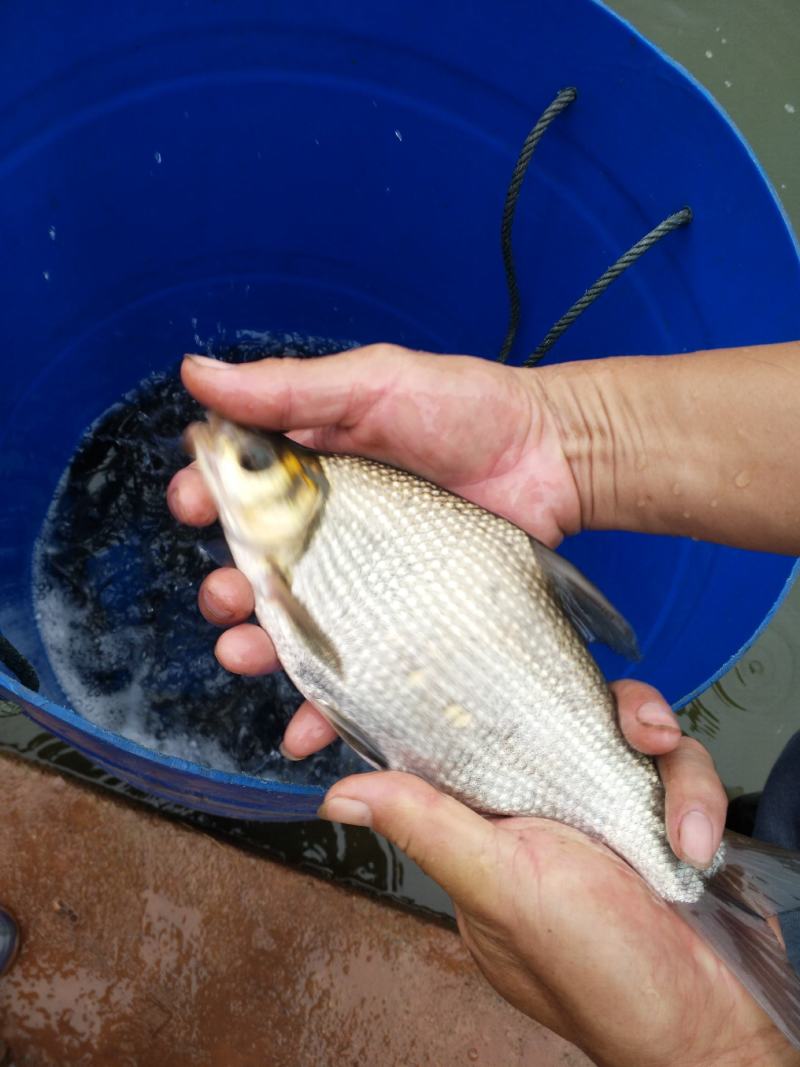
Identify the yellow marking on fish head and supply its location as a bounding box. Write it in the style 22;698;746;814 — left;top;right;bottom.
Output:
188;415;327;558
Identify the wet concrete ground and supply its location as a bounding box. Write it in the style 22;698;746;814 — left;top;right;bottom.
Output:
0;755;590;1066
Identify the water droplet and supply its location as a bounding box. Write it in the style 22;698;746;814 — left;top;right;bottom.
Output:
42;270;50;281
671;483;682;496
682;510;691;520
721;37;727;44
785;103;796;115
636;497;646;509
734;470;752;488
705;49;713;59
636;454;648;470
48;225;56;241
314;138;320;146
724;79;733;88
153;150;162;164
468;1050;479;1063
710;498;719;509
394;128;403;142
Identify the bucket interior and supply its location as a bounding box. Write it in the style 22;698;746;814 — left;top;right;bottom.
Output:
1;0;798;814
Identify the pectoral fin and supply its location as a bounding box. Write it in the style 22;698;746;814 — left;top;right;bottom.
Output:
267;567;342;674
530;538;640;660
312;698;388;770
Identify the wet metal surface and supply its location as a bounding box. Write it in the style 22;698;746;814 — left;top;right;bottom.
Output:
0;756;589;1067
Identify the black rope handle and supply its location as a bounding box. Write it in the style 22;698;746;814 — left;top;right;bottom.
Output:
525;207;693;366
499;87;578;363
0;633;40;693
498;88;694;366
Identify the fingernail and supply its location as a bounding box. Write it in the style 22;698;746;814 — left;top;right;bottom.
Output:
679;810;715;867
0;909;19;976
185;355;232;371
279;741;303;763
636;700;680;732
318;797;372;828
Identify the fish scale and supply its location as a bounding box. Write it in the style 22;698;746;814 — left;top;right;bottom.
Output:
220;451;707;904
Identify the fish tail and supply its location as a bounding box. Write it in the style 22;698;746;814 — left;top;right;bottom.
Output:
675;830;800;1048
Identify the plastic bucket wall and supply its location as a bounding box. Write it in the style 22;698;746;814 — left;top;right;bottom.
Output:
1;0;798;819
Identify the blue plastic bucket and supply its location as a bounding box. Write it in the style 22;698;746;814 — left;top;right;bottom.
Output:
1;0;798;819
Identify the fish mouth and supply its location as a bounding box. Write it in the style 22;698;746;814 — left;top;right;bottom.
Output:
183;413;226;460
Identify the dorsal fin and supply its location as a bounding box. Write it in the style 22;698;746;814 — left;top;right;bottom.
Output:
530;538;640;660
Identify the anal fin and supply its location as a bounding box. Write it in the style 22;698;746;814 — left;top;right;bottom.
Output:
312;699;388;771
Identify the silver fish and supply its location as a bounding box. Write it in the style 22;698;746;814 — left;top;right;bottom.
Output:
190;414;800;1045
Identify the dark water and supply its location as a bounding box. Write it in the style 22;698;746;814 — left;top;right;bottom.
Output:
2;332;453;924
33;338;362;786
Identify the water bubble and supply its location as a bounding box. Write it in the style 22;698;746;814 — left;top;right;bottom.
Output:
394;128;403;142
42;270;50;281
154;150;162;164
48;225;57;241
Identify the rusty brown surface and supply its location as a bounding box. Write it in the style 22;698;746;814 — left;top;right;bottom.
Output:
0;755;591;1066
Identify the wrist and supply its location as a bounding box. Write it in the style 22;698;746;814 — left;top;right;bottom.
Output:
531;343;800;553
530;354;647;534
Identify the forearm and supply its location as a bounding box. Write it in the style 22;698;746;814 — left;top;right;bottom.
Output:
537;342;800;553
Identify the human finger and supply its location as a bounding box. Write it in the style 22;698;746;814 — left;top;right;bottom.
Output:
280;702;339;760
214;624;279;675
167;463;218;526
659;737;728;868
318;771;504;918
612;678;682;756
198;568;255;627
180;345;406;434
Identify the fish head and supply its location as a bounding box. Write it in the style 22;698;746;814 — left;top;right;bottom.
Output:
187;415;327;557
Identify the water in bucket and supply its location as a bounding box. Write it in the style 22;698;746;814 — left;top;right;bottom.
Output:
1;0;799;822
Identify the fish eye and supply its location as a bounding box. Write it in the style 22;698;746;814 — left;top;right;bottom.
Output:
238;440;275;472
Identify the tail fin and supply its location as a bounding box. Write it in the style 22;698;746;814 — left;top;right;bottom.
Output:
676;831;800;1048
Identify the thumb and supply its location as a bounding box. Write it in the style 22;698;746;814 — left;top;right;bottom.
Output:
181;344;405;431
319;771;503;917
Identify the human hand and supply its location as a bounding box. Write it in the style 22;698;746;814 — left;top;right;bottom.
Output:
316;772;795;1067
168;343;726;870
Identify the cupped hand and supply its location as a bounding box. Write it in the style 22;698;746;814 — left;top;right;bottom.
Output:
168;343;727;869
316;773;793;1067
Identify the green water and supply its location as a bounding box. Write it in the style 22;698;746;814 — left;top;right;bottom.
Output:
1;0;798;919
